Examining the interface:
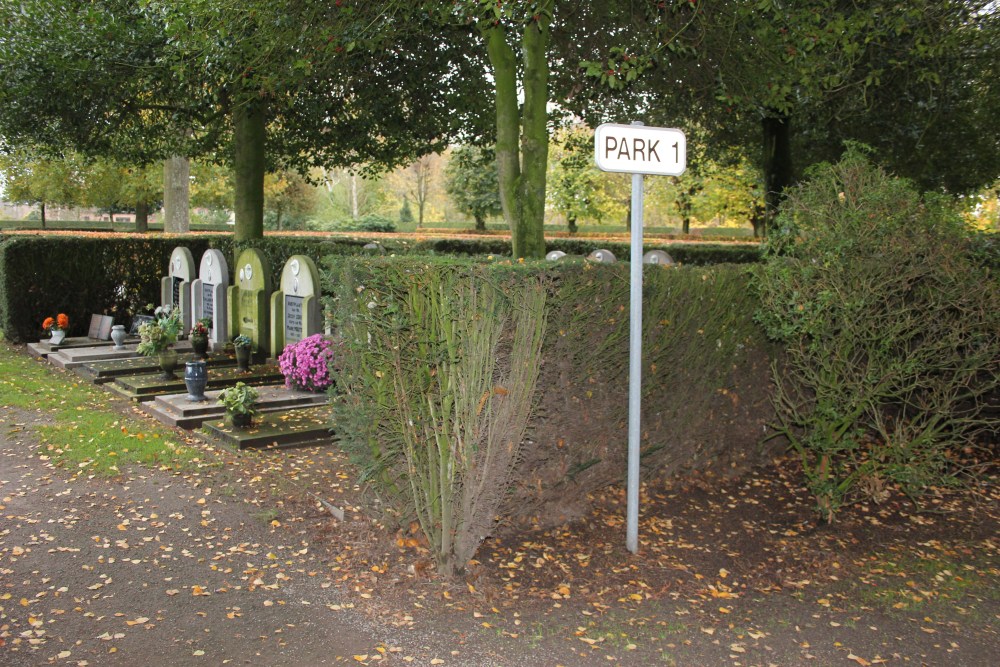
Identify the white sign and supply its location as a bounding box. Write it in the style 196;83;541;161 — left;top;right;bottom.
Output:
594;123;686;176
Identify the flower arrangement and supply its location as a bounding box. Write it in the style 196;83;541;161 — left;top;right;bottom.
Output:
278;334;341;392
190;319;210;338
233;334;252;349
136;304;182;356
42;313;69;332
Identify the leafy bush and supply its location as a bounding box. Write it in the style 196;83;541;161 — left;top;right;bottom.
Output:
336;214;396;233
754;146;1000;521
331;258;547;576
278;333;340;392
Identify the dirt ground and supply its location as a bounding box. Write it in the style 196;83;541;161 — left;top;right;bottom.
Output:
1;360;998;666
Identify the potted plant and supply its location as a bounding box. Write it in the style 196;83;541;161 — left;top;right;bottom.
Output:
233;334;253;372
190;318;211;359
278;334;342;393
218;381;259;428
42;313;69;345
136;304;182;378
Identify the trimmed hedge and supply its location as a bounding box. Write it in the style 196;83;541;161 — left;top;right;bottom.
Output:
324;255;779;527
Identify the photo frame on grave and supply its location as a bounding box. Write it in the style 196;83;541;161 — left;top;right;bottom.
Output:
129;315;154;336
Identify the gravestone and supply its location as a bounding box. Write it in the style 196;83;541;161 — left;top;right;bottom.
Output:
227;249;272;356
270;255;322;359
587;249;617;263
129;315;155;335
642;250;675;266
191;249;230;351
160;247;196;335
87;314;114;340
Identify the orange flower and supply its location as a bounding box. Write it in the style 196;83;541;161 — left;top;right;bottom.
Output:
56;313;69;329
42;317;55;331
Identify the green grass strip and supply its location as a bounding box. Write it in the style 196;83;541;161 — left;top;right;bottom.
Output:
0;341;198;475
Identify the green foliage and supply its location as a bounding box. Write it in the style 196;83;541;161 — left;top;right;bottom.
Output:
329;257;547;575
546;125;606;230
136;305;182;356
444;145;502;228
325;253;777;535
340;214;396;234
399;198;415;224
218;381;259;417
754;147;1000;521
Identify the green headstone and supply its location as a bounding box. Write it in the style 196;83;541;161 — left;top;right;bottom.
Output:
270;255;322;359
226;249;272;355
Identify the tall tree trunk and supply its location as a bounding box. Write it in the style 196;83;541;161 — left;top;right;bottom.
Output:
474;214;485;231
762;112;793;236
484;6;551;259
135;201;150;233
234;101;265;241
163;156;190;233
350;174;359;220
40;202;46;229
567;215;578;235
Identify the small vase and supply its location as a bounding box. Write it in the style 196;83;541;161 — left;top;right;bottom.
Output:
49;329;66;345
235;346;252;372
230;412;253;429
157;347;178;380
184;361;208;401
111;325;127;350
191;335;209;360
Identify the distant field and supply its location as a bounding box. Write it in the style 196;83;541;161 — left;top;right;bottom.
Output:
1;218;757;240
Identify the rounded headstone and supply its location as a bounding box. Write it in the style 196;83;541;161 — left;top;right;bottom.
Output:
642;250;675;266
545;250;567;261
168;247;196;281
199;249;230;286
587;249;617;264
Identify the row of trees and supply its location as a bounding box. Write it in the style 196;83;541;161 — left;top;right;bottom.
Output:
1;1;997;254
3;136;766;232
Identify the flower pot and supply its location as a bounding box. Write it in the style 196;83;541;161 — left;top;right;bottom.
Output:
235;346;252;372
49;329;66;345
230;412;253;429
157;347;178;379
111;324;127;350
191;334;209;360
184;361;208;402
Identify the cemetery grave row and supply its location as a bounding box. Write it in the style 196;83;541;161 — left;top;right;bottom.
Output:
33;245;336;450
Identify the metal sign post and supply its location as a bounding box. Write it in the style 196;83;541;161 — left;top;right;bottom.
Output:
594;121;686;554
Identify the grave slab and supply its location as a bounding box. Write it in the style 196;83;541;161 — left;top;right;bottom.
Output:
28;337;117;358
203;404;334;450
141;386;327;429
73;341;198;383
48;342;142;369
107;362;284;402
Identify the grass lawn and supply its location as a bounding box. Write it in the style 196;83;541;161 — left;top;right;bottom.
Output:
0;341;198;475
